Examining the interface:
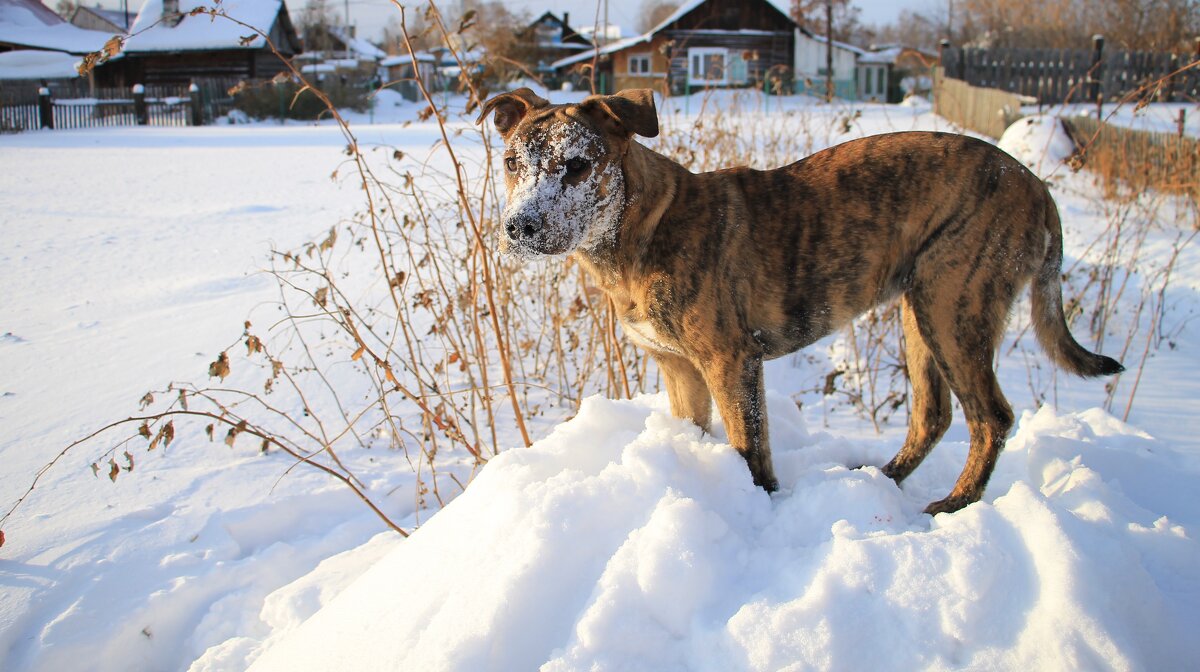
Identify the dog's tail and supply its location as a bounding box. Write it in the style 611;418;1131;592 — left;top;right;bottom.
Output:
1030;196;1125;378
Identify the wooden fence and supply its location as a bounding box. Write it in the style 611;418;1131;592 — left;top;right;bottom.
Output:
940;38;1200;104
1066;115;1199;198
932;67;1026;138
0;81;238;132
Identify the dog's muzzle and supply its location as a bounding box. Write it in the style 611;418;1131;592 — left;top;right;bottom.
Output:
504;213;542;242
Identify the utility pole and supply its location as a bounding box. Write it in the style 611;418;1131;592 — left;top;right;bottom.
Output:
825;1;833;102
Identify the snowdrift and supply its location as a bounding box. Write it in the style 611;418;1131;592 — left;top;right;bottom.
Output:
248;393;1200;671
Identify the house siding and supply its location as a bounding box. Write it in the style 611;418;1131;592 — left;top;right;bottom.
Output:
664;30;792;91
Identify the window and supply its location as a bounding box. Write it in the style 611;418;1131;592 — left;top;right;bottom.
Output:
688;47;727;86
629;53;651;75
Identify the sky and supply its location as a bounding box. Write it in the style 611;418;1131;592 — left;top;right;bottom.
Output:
74;0;934;44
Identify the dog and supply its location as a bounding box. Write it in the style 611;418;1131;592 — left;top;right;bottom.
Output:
478;88;1123;515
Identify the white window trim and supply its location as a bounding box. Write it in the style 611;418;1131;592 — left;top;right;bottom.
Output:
628;52;652;75
688;47;728;86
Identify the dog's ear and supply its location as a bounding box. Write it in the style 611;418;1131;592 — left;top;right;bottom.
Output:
579;89;659;139
475;88;549;139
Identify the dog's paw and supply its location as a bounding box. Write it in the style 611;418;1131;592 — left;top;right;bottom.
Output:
923;495;976;516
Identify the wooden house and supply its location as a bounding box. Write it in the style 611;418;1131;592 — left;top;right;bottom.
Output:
793;29;862;99
69;4;136;34
856;45;937;102
552;0;797;96
520;11;591;83
94;0;302;86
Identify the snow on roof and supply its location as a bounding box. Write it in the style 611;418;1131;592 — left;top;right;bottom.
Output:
800;30;866;55
858;46;903;64
551;33;650;70
380;51;437;67
327;25;385;61
122;0;284;52
0;47;81;78
0;0;112;53
553;0;798;71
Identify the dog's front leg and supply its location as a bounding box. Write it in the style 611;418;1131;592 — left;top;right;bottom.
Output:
655;352;713;432
703;351;779;492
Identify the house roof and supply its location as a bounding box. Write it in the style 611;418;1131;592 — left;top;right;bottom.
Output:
73;5;136;31
121;0;291;52
380;51;437;67
0;47;80;78
0;0;112;53
799;30;866;56
551;0;798;70
326;24;385;60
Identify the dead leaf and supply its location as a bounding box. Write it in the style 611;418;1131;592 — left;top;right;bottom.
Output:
108;459;120;482
138;421;152;439
225;420;248;447
124;450;135;472
139;392;154;410
351;345;365;361
246;334;263;355
102;35;124;58
209;351;230;380
314;286;329;308
205;424;214;441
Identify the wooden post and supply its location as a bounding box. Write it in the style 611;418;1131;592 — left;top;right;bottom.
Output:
133;84;148;125
1089;34;1104;116
1180;109;1187;138
37;87;53;129
188;82;203;126
1165;53;1179;102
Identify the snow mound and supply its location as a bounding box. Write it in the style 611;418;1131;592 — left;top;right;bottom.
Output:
246;394;1200;671
998;114;1078;179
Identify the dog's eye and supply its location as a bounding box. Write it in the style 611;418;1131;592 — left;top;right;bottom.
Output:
564;158;587;175
504;157;518;173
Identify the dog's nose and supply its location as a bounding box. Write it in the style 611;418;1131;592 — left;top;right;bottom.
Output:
505;213;541;240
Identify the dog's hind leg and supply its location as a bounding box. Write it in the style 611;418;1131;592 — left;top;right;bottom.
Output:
703;351;779;492
906;285;1015;515
882;295;953;485
655;352;712;433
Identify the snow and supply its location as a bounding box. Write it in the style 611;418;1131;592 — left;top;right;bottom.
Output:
0;0;112;53
122;0;283;52
249;394;1200;671
2;89;1199;671
0;49;81;79
997;114;1078;177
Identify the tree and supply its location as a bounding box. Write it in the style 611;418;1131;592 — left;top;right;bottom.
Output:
638;0;680;33
790;0;863;43
55;0;77;19
298;0;337;56
456;1;535;86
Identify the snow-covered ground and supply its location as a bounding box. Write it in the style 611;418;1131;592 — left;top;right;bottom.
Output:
2;89;1198;671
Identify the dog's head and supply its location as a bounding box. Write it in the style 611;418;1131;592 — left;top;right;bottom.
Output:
476;88;659;257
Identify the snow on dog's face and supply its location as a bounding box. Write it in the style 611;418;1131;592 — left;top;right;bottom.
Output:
477;88;660;258
500;120;624;257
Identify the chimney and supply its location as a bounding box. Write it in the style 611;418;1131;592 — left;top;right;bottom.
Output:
563;12;569;26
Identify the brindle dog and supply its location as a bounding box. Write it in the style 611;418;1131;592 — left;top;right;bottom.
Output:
478;88;1122;515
